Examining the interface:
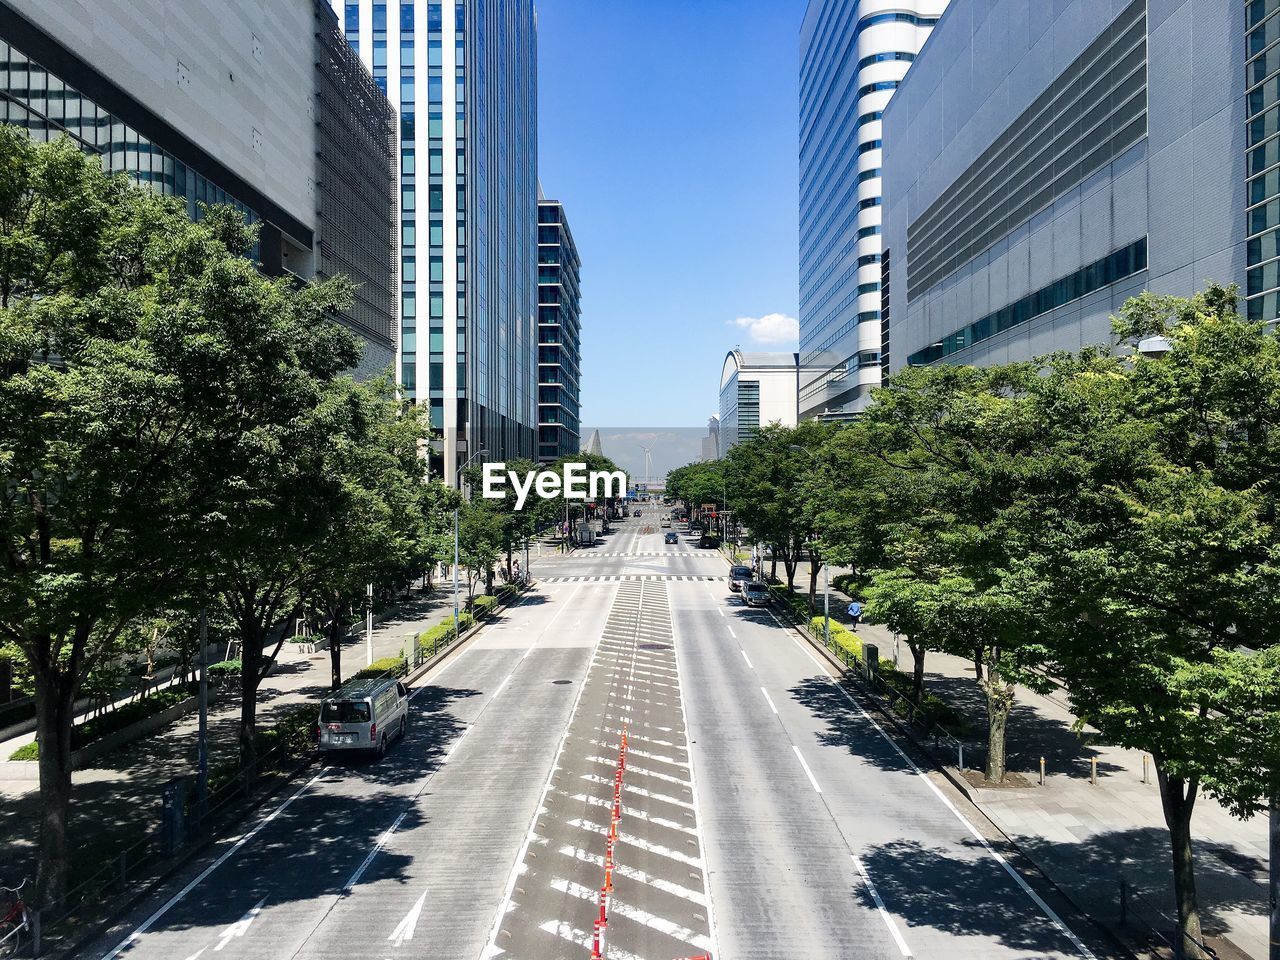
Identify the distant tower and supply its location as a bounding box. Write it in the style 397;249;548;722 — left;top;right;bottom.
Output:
583;429;603;457
702;415;720;461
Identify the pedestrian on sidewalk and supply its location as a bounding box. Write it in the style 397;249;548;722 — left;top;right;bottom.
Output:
846;599;863;626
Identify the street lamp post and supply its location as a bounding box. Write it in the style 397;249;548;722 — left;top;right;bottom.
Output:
790;444;830;644
365;582;374;666
454;448;491;642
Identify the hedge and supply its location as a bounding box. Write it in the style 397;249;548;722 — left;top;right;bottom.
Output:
471;595;498;616
350;656;407;682
810;617;863;662
208;659;241;679
832;573;862;596
10;685;194;760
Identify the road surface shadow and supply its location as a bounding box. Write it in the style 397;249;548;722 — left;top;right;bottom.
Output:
859;830;1262;956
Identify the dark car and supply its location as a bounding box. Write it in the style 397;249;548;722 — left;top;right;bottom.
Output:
728;565;753;592
664;531;679;544
743;581;770;607
698;534;721;549
633;510;641;517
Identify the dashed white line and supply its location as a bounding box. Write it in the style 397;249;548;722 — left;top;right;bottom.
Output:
726;625;737;638
761;687;779;715
792;745;823;794
853;855;913;958
741;649;754;669
776;616;1097;959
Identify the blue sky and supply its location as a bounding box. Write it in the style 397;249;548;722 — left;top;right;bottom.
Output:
536;0;806;427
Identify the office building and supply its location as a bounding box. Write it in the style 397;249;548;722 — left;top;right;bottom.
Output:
537;195;582;463
336;0;539;483
719;351;799;451
882;0;1246;373
798;0;949;420
0;0;397;377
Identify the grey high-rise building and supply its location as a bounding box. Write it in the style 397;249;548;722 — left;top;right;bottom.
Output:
0;0;398;377
335;0;538;483
882;0;1247;373
537;195;582;464
797;0;949;420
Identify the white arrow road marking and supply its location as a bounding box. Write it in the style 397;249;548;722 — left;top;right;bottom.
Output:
214;897;266;951
387;891;427;945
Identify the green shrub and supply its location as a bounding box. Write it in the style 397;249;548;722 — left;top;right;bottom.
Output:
494;583;515;600
350;656;407;682
832;573;863;596
472;595;498;617
208;659;241;678
9;741;38;761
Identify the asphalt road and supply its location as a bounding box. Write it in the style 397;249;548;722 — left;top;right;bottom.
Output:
86;510;1113;960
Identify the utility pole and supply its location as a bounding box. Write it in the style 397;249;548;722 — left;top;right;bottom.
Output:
1271;799;1279;960
196;608;208;823
365;582;373;666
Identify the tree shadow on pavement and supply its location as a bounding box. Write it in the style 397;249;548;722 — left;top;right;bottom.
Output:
858;829;1265;956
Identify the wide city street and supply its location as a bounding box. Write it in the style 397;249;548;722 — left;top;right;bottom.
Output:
87;513;1110;960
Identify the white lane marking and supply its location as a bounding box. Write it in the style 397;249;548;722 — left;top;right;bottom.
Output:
777;618;1097;960
387;891;427;945
536;920;644;960
98;772;320;960
793;745;823;794
717;607;725;618
567;793;695;834
761;687;779;715
581;773;695;809
853;855;913;958
594;823;704;867
493;674;510;695
181;950;207;960
601;728;679;748
588;740;687;766
741;649;754;669
344;811;408;891
214;897;266;952
557;844;706;903
442;725;470;762
483;586;614;954
551;878;714;950
726;625;737;639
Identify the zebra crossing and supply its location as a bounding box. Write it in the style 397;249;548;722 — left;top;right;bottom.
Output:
577;550;720;558
541;574;728;583
487;580;716;960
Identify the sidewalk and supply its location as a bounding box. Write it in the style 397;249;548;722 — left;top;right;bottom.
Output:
814;574;1267;959
0;583;467;884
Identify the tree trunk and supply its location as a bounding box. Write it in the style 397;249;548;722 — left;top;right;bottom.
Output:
908;640;926;702
327;602;344;691
979;656;1014;783
1156;765;1208;959
34;665;76;908
770;550;777;581
973;646;985;682
238;616;263;778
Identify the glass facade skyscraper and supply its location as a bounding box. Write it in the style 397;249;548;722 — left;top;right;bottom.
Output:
335;0;538;482
797;1;947;419
537;198;582;463
1248;0;1280;322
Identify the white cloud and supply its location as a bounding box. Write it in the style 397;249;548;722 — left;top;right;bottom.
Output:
729;313;799;346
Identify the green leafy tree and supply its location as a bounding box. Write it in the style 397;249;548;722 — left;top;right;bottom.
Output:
302;377;435;689
1018;286;1280;957
0;128;353;903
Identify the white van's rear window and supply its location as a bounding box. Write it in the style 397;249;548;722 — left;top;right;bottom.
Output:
322;700;371;723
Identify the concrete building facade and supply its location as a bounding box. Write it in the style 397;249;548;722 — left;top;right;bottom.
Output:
719;351;799;451
336;0;538;483
882;0;1246;374
0;0;398;376
798;0;949;420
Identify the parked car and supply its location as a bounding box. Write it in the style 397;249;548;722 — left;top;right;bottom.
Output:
743;581;770;607
698;534;721;549
318;677;409;759
728;565;753;592
664;531;679;544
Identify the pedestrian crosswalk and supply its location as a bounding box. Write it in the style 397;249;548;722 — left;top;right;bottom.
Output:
576;550;720;558
541;574;728;583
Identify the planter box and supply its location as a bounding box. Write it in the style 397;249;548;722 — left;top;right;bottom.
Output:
2;696;198;776
286;636;329;654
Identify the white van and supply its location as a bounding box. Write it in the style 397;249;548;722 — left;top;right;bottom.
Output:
318;677;409;759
